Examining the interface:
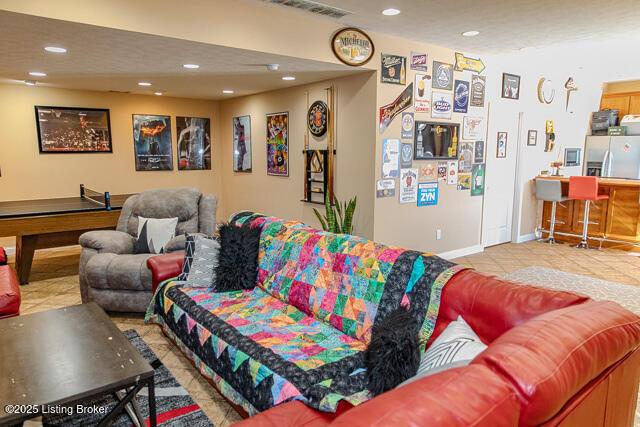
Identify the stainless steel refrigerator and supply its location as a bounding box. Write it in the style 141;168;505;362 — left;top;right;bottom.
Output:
584;136;640;179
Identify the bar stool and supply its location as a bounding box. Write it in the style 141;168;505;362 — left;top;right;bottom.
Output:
568;176;609;249
535;179;568;244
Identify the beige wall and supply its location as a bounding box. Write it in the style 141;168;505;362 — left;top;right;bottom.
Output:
218;72;377;238
0;84;221;201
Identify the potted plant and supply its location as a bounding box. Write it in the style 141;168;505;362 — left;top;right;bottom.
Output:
313;195;357;235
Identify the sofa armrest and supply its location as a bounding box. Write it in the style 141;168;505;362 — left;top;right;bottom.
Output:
147;252;184;292
79;230;135;255
331;365;519;427
473;300;640;426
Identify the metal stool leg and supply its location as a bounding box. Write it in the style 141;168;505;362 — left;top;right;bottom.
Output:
546;201;557;244
576;200;590;249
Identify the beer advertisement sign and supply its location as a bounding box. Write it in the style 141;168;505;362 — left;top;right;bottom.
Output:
379;83;413;134
453;80;470;113
471;75;486;107
414;73;431;113
381;53;406;85
431;91;453;119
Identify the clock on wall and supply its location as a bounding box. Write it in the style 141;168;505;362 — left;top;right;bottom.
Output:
307;100;328;137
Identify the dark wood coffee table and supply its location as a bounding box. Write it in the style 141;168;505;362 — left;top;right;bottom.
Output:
0;302;156;426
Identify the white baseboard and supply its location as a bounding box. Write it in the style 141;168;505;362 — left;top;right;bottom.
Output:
438;244;484;260
516;233;536;243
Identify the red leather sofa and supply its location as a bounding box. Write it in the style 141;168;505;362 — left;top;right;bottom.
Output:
148;256;640;427
0;248;21;319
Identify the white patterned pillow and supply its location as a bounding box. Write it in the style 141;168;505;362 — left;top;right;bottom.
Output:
399;316;487;387
182;234;220;288
134;216;178;254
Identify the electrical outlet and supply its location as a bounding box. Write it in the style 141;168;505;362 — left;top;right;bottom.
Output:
436;229;442;240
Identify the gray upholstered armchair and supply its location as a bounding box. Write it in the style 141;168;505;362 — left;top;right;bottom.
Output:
79;187;217;313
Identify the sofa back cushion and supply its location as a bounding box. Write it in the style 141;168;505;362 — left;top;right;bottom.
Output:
430;269;589;345
472;300;640;426
240;215;459;344
119;188;202;237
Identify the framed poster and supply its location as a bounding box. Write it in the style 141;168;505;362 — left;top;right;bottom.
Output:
176;116;211;170
414;73;431;113
527;129;538;146
432;61;453;90
431;91;453;119
473;140;485;164
399;168;418;204
331;27;374;67
233;115;252;172
266;112;289;176
35;106;112;153
381;138;400;178
381;53;406;85
497;132;508;158
462;116;484;140
132;114;173;171
470;75;486;107
453;80;470;113
502;73;521;100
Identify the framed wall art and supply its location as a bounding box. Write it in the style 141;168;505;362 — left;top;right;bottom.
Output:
176;116;211;170
414;121;460;160
331;27;374;67
496;132;508;158
502;73;521;100
527;130;538;146
35;106;112;153
266;112;289;176
233;115;252;172
132;114;173;171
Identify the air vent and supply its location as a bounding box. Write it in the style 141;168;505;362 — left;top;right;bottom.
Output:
261;0;351;19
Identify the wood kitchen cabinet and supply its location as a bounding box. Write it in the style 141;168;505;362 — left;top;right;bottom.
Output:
600;91;640;119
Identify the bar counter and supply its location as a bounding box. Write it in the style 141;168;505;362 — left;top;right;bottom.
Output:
535;176;640;250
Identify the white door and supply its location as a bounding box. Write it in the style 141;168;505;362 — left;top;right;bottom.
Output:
481;102;520;247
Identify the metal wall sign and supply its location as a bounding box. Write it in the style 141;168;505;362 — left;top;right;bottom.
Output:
379;83;413;133
453;80;470;113
432;61;453;90
331;27;374;66
410;51;428;72
454;52;485;73
381;53;406;85
470;75;486;107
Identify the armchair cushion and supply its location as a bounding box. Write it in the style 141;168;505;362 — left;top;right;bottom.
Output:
85;253;154;291
79;230;136;255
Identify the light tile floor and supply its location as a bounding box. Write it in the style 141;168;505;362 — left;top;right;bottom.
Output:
8;241;640;425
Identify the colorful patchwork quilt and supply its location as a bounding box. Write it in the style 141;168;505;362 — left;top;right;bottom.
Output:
146;214;465;414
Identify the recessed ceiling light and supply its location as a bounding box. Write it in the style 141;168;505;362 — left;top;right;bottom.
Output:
29;71;47;77
282;76;296;81
154;91;163;96
462;30;480;37
183;64;200;69
44;46;67;53
222;90;234;94
24;80;37;86
138;81;152;86
382;8;401;16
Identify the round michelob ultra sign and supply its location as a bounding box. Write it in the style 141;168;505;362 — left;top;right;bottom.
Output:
331;27;374;66
308;100;328;137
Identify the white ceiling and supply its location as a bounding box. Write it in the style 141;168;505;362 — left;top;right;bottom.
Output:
256;0;640;54
0;11;360;100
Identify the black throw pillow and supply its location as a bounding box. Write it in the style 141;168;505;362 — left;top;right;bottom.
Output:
364;306;421;396
214;223;261;292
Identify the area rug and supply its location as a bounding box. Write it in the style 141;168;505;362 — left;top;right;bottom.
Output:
41;330;213;427
502;266;640;426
